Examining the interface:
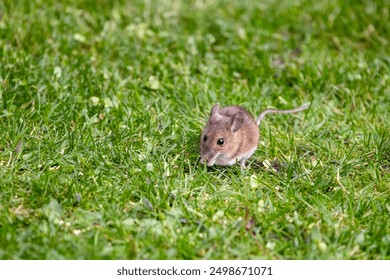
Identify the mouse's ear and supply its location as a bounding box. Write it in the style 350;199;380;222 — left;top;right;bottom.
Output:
210;104;220;117
230;111;244;132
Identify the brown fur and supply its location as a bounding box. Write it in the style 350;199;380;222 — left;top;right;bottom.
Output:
200;105;259;166
200;103;309;167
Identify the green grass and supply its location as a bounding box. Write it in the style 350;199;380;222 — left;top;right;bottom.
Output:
0;0;389;259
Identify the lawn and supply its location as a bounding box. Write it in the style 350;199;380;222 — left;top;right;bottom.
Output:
0;0;389;259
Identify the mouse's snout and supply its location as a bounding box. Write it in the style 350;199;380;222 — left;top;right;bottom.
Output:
200;155;215;166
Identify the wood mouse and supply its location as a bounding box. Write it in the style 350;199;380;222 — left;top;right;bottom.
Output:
200;103;310;167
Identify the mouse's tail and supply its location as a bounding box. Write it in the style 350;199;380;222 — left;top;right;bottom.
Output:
255;103;310;126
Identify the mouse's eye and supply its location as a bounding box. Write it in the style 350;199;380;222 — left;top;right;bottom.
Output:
217;138;224;145
203;135;208;141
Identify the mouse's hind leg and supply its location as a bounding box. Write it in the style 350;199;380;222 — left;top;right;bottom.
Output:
239;147;257;168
